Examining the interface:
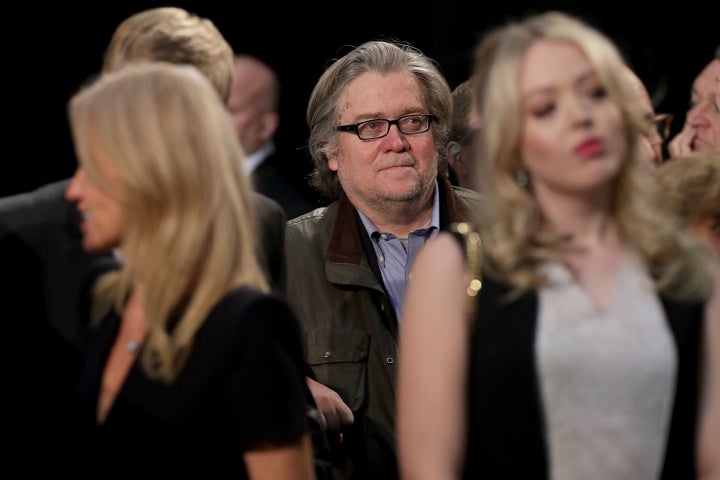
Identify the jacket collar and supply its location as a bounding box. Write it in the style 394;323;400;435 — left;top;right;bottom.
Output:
325;176;474;266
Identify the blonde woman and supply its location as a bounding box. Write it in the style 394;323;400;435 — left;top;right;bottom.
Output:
397;11;720;480
66;62;316;478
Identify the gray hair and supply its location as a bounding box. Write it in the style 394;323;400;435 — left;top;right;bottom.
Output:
306;39;452;200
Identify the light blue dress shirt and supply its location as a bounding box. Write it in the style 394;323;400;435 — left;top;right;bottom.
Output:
357;180;440;324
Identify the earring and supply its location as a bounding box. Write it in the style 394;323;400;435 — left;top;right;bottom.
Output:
515;169;529;187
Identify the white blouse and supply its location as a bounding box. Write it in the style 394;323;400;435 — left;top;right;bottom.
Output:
536;252;677;480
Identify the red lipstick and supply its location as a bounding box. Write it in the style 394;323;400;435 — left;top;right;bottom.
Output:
574;137;605;158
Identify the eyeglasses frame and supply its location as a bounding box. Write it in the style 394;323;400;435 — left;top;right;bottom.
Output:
651;113;673;142
336;113;434;140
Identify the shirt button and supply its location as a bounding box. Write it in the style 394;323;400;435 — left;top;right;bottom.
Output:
322;351;333;358
386;357;395;365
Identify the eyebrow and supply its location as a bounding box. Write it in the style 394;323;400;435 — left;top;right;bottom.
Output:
351;112;383;121
342;108;427;122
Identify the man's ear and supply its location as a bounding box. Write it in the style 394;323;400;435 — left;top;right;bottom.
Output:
326;147;340;172
260;111;280;141
447;141;462;166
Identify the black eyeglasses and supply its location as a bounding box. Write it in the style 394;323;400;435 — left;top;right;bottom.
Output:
336;113;433;140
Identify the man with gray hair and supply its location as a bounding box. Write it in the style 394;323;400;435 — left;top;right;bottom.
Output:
285;39;483;479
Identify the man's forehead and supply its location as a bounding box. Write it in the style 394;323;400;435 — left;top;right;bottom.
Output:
698;60;720;85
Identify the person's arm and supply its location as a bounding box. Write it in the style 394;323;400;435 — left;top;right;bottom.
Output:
244;434;317;480
698;259;720;479
396;232;471;480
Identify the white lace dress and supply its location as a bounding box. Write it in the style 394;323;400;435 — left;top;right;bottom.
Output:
536;252;677;480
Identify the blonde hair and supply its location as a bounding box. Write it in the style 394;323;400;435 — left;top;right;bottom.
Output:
102;7;233;102
472;11;710;300
69;62;268;382
657;153;720;224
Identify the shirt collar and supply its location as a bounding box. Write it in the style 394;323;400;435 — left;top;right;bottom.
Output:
245;141;275;174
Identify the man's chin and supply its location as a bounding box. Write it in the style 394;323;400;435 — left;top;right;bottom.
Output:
380;184;431;204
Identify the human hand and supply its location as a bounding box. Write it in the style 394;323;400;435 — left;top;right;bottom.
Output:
667;123;697;158
306;377;354;433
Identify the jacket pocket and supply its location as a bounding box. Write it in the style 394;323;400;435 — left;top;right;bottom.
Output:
306;329;369;412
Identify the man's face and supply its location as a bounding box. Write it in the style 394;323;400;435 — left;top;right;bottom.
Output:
685;59;720;153
328;71;439;212
227;58;278;157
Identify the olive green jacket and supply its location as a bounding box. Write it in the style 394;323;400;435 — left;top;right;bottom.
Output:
284;177;482;479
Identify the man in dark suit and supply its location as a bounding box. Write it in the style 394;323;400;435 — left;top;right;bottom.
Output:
228;54;325;219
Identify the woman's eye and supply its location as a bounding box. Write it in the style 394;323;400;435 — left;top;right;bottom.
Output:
532;103;555;118
588;85;607;100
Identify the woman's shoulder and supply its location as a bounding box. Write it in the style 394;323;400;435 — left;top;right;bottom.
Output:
214;286;288;315
209;287;300;332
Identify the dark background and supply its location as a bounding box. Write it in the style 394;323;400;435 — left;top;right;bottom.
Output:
3;1;717;198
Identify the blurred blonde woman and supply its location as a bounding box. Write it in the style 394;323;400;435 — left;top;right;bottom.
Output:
66;62;316;478
397;11;720;480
